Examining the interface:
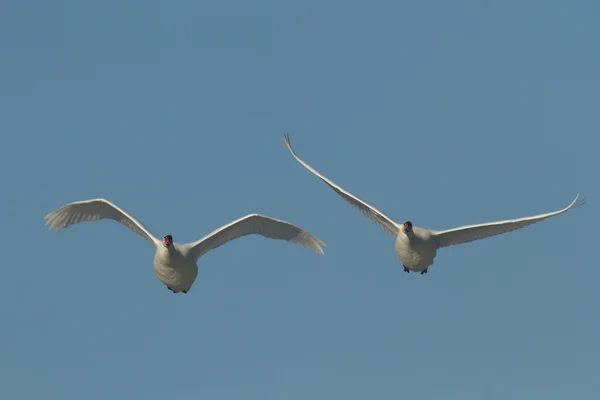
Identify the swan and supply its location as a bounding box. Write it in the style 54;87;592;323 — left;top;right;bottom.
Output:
282;134;584;274
45;198;326;293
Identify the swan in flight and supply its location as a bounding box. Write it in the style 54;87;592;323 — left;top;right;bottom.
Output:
282;134;584;275
45;198;326;293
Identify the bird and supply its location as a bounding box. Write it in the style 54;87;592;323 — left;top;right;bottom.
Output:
45;198;326;293
282;133;584;275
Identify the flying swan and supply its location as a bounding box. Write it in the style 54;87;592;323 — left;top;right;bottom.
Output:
282;133;584;275
45;198;326;293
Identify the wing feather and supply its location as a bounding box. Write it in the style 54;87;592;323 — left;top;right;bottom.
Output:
282;134;400;236
433;194;585;248
186;214;326;261
45;198;160;247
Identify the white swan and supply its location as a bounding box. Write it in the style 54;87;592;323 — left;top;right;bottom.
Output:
282;134;584;274
45;198;326;293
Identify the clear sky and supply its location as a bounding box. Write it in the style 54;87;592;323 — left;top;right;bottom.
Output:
1;1;598;399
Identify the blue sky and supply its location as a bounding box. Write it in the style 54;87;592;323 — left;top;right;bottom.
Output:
1;1;598;398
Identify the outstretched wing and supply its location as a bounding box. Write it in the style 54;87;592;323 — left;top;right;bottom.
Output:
282;133;400;236
433;194;585;248
45;198;160;247
185;214;326;261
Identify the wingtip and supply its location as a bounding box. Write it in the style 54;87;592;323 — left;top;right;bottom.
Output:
309;236;326;255
44;210;54;221
282;132;292;150
569;193;586;209
303;235;326;255
316;243;326;255
44;214;54;229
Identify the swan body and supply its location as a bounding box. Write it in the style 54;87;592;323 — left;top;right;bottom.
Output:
45;198;326;293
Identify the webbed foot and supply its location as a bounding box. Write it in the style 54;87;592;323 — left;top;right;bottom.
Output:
403;265;409;273
420;269;428;275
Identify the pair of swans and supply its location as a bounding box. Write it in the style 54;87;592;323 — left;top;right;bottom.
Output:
45;134;584;293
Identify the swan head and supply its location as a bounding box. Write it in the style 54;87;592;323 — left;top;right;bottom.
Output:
402;221;413;233
163;234;173;247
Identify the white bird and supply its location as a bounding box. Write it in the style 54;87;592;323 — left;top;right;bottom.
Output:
282;134;584;275
45;198;326;293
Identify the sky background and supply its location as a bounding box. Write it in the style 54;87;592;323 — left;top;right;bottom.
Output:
1;1;598;399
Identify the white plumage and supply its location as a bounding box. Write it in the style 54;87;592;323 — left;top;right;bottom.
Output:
45;198;326;293
283;133;584;274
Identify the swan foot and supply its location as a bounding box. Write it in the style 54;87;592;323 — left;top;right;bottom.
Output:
167;286;189;294
403;265;409;273
420;269;428;275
